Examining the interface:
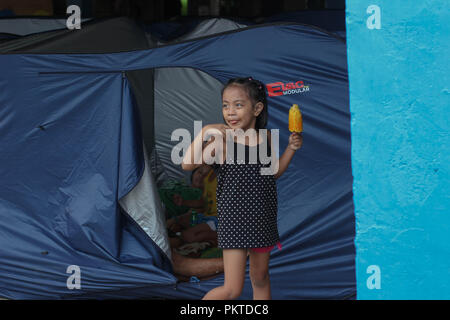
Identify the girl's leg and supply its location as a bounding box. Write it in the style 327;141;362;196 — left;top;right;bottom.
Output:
248;250;271;300
202;249;247;300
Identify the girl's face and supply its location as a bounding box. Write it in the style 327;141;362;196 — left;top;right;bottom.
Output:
222;85;263;131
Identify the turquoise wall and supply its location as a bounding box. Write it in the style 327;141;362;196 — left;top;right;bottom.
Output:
346;1;450;299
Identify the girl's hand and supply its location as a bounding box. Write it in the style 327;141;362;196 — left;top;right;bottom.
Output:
288;132;303;151
203;124;231;164
182;124;230;170
204;124;230;142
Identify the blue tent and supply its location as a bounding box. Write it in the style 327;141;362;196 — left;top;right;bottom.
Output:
0;20;355;299
143;16;252;43
264;10;346;40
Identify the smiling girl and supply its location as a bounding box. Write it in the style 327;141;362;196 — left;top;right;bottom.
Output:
182;77;302;300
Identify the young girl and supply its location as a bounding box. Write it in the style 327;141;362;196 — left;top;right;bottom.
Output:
182;77;303;300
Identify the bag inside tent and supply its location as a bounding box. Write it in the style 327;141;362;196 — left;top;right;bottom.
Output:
0;14;355;299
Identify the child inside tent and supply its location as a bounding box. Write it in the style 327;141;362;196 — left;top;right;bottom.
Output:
164;165;221;258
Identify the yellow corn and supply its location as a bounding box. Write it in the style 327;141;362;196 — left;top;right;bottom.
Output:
289;104;303;133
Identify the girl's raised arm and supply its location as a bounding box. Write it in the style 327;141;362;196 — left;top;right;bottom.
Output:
181;125;208;171
181;124;227;171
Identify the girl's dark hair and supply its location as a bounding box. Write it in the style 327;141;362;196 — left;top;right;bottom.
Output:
221;77;268;130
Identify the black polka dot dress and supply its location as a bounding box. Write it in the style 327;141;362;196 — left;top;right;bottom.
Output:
215;141;280;249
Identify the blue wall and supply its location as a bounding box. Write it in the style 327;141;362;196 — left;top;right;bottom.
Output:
346;1;450;299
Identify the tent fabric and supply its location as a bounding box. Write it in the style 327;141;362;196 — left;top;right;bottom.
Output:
144;16;253;43
143;18;201;43
0;18;161;185
119;142;171;259
156;18;248;45
264;10;346;40
0;18;71;36
0;17;92;47
0;22;355;299
0;69;174;299
154;67;225;182
0;18;171;260
0;17;153;53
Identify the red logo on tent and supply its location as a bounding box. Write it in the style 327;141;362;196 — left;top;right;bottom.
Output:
266;81;309;97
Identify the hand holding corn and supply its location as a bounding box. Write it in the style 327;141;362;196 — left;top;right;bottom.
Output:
288;104;303;151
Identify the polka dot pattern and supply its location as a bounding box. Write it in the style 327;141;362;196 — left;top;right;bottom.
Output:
216;142;280;249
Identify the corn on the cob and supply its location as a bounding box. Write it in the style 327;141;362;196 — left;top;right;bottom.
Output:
289;104;303;133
